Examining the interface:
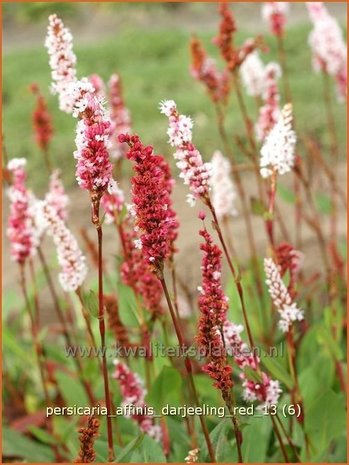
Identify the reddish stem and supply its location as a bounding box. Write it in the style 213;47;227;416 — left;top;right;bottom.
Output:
96;220;115;461
160;276;217;463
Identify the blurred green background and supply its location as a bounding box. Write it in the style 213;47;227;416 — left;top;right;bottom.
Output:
3;2;347;194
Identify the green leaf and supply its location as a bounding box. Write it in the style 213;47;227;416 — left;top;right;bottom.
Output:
146;366;181;412
137;434;167;462
56;371;89;408
315;193;333;215
242;416;272;462
83;289;99;318
261;351;294;390
117;282;140;327
303;390;346;459
317;325;343;360
244;366;263;383
278;184;296;204
250;197;267;216
212;419;235;462
298;353;335;406
28;425;58;445
3;326;35;366
2;426;55;462
199;419;234;462
116;434;145;462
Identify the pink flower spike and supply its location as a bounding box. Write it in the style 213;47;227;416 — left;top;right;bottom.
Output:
108;74;132;160
45;169;69;221
190;36;230;104
159;100;212;207
264;257;304;333
30;85;54;153
122;134;178;271
197;228;232;399
45;14;78;113
223;320;282;410
198;211;206;221
89;74;106;99
113;360;162;442
6;158;38;265
306;2;347;101
73;84;114;196
255;62;281;142
210;150;237;219
39;201;88;292
240;50;266;98
260;103;296;178
120;220;164;315
262;2;289;37
101;180;125;225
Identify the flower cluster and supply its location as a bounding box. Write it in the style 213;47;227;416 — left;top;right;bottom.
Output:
275;242;303;299
190;36;230;103
214;4;262;71
197;228;232;401
45;169;69;221
260;103;296;178
113;360;162;442
120;133;178;270
74;416;99;463
210;150;238;220
185;448;200;463
89;73;106;99
108;74;132;160
239;50;266;98
100;181;125;224
121;221;164;315
264;257;304;332
73;88;113;196
160;99;212;207
213;3;236;68
104;294;135;349
39;201;88;292
262;2;289;37
30;84;54;152
45;14;77;113
255;62;281;141
6;158;38;265
223;321;282;409
307;2;347;101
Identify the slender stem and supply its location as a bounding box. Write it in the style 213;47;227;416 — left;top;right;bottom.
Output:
227;408;243;462
75;287;99;350
170;259;181;321
96;222;115;461
222;216;239;265
295;169;335;294
160;276;216;463
271;416;290;463
275;413;301;462
294;170;303;250
322;70;339;242
266;171;277;249
231;71;264;201
208;202;257;356
38;246;96;405
29;258;40;327
303;136;346;208
214;103;263;296
42;146;53;174
277;34;292;103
